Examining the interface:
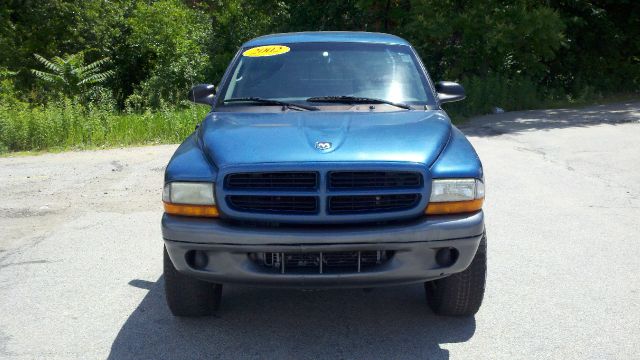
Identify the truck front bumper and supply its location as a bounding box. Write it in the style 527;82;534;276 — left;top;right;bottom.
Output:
162;211;484;288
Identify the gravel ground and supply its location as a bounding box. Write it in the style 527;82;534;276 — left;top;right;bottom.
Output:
1;101;639;359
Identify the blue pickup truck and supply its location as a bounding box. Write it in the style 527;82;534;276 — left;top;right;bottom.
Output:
161;32;486;317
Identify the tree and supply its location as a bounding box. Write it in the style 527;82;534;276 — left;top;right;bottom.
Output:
207;0;288;81
126;0;212;107
31;52;114;98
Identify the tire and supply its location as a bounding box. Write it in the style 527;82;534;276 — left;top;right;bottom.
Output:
425;233;486;316
164;246;222;317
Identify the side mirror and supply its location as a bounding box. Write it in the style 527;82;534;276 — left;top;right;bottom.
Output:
435;81;465;103
188;84;216;105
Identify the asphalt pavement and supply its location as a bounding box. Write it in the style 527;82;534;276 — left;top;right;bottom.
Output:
1;101;639;359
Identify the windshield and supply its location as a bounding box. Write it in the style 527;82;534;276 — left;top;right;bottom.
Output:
217;42;435;107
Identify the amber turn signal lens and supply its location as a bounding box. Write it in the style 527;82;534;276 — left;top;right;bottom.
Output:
425;198;484;215
163;202;219;218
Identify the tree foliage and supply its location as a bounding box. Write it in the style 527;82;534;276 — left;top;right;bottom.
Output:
124;0;212;107
0;0;638;111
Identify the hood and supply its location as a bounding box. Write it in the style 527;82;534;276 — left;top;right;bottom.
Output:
199;110;452;168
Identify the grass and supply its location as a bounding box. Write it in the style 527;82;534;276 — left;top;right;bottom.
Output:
0;100;208;154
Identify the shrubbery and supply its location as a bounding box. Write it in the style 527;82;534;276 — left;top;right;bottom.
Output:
0;95;205;152
0;0;638;153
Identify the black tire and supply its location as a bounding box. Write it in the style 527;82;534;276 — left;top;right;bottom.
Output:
164;246;222;317
425;233;486;316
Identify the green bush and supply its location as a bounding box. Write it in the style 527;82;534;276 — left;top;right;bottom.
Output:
444;75;543;118
125;0;212;108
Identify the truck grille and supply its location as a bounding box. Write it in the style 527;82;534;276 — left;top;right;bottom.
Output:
227;195;318;214
225;172;318;190
329;194;421;214
329;171;422;189
250;250;392;274
221;168;427;220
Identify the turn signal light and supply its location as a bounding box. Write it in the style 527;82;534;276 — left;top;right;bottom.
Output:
163;202;219;218
425;198;484;215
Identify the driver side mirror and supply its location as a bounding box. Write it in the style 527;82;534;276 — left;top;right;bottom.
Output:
435;81;465;104
188;84;216;105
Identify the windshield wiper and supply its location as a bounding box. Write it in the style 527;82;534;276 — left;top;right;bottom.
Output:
223;97;319;111
306;96;412;110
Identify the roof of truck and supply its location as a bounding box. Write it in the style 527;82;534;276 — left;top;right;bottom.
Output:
242;31;410;47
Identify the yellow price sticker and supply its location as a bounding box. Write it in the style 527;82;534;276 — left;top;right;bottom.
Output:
243;45;290;57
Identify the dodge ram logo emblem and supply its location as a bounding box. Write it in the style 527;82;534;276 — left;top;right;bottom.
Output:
315;141;332;150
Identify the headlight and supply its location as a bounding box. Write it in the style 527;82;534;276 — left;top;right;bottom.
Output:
425;178;484;215
163;182;215;205
163;182;218;217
